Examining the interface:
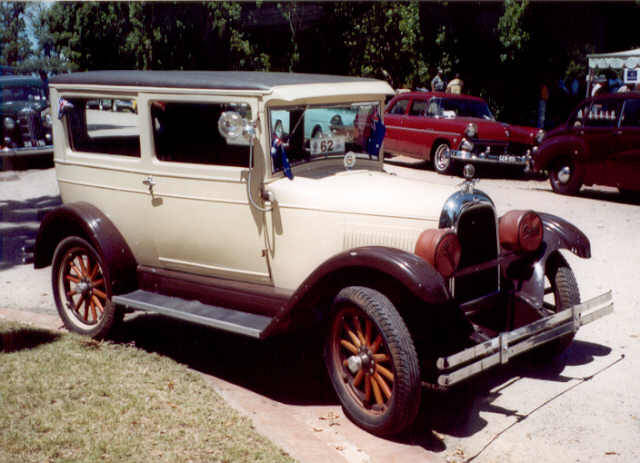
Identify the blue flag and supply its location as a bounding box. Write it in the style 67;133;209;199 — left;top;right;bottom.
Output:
271;138;293;180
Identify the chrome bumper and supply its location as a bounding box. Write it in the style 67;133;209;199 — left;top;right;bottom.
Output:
1;144;53;157
450;149;531;169
436;291;614;387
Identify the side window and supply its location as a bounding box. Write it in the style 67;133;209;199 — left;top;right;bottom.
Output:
65;98;140;157
621;100;640;127
408;99;427;117
389;99;409;115
427;98;442;117
584;100;622;128
151;101;250;167
570;103;590;127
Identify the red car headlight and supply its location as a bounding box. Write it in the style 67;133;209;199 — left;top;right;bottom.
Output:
415;229;461;278
499;210;543;253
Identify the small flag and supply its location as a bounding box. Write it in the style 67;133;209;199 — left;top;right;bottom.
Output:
57;97;74;120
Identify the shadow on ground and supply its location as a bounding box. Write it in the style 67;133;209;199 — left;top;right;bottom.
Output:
0;194;61;270
0;327;60;352
111;313;612;452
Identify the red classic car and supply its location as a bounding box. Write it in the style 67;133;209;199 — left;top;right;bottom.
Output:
384;91;544;175
533;92;640;196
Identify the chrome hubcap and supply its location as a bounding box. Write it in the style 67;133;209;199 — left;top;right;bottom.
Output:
558;166;571;184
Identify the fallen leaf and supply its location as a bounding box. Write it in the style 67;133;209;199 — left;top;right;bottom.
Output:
336;446;344;451
605;451;618;456
312;427;323;432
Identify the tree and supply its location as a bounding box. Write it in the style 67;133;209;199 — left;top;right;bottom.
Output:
0;2;32;67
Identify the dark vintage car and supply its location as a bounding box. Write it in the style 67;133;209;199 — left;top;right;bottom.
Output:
384;91;544;175
533;92;640;195
0;76;53;156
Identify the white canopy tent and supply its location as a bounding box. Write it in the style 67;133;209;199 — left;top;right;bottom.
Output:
587;48;640;96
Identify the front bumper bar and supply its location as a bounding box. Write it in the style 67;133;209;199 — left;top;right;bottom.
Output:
436;291;614;387
1;144;53;157
449;148;531;170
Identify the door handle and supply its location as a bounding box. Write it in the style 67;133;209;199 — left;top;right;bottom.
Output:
142;176;156;194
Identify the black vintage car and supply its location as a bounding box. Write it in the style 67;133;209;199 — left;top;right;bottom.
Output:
0;76;53;156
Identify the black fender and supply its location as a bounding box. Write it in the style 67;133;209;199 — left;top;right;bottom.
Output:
34;202;137;295
266;246;454;337
515;212;590;309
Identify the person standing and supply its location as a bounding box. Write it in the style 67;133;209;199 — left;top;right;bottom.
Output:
538;82;549;129
446;73;464;94
431;69;446;92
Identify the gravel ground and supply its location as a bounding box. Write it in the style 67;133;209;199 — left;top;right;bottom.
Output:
1;161;638;463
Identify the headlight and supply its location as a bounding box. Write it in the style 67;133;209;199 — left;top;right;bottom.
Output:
41;109;52;128
464;122;477;138
3;117;15;130
499;210;543;253
535;129;545;144
415;229;461;278
460;138;474;152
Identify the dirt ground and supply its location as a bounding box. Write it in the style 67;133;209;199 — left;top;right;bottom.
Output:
1;159;638;463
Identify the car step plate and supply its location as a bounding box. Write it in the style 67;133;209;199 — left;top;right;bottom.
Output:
113;290;273;339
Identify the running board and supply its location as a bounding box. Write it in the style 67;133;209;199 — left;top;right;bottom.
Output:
112;290;273;339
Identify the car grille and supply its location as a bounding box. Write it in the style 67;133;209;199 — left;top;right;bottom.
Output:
17;108;44;146
454;204;499;302
472;141;530;157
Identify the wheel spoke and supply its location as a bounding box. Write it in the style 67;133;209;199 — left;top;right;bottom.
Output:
365;319;372;345
370;335;383;354
83;299;90;321
89;263;99;280
66;289;77;297
93;288;108;300
89;299;97;322
373;372;392;400
364;374;371;402
543;302;556;311
70;263;84;278
74;295;84;314
346;328;361;347
353;369;364;388
352;315;366;345
376;364;394;382
544;286;554;295
92;278;104;287
92;295;104;316
65;275;81;284
340;339;358;355
78;255;89;277
370;374;384;406
373;353;389;362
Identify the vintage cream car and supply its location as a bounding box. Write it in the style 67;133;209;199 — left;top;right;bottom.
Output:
35;71;612;436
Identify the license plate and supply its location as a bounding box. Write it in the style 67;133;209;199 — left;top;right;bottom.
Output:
24;141;33;147
310;136;345;155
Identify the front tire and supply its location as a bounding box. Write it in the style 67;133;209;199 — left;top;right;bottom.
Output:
536;253;580;358
52;237;118;339
549;157;582;195
324;286;421;436
433;143;454;175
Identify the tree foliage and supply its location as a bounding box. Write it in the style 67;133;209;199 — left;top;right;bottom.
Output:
3;1;640;126
0;2;32;67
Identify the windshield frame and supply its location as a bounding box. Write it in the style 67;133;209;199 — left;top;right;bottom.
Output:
267;100;384;176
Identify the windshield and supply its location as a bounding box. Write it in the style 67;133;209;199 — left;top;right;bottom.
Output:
269;102;381;173
0;84;46;104
433;98;495;120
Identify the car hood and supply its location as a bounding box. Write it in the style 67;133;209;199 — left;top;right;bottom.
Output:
268;168;453;224
449;117;538;144
0;100;47;116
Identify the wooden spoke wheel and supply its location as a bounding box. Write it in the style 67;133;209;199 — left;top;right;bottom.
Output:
52;237;117;339
325;286;420;436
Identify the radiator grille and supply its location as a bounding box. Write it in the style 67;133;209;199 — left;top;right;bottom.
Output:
454;205;499;302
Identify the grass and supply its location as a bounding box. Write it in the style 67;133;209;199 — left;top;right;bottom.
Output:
0;321;295;463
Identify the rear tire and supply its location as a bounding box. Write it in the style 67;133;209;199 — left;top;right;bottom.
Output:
549;157;582;195
324;286;421;436
52;237;118;339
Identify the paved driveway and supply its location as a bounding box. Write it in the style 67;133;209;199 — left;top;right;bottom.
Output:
1;161;637;463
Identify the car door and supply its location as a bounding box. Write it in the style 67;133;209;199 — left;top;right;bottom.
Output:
609;98;640;189
140;95;271;284
384;97;410;154
581;99;622;179
402;97;431;159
